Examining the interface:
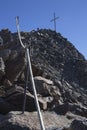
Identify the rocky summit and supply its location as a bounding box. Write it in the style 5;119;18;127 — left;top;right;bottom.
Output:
0;28;87;130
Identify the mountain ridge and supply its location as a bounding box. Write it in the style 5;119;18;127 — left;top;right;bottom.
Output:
0;28;87;130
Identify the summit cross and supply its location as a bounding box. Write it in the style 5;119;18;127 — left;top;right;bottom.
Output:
50;13;59;32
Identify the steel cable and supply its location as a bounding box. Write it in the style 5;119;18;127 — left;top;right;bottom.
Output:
16;16;45;130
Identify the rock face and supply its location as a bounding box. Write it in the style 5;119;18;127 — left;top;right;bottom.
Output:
0;28;87;130
0;57;5;81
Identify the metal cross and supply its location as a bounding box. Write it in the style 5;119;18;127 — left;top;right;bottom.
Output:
50;12;59;32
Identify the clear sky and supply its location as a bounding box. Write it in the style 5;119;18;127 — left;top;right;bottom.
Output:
0;0;87;59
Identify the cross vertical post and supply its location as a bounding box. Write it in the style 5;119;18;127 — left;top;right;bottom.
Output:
50;12;59;32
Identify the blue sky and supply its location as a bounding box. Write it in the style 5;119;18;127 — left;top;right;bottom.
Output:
0;0;87;59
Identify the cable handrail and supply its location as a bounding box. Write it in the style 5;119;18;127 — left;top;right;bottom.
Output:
16;16;26;49
16;16;45;130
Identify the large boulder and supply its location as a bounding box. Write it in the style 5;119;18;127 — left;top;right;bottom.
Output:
0;111;70;130
5;50;25;83
34;76;61;97
4;85;47;112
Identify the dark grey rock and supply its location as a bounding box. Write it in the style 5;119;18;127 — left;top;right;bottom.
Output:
0;49;11;61
46;127;62;130
69;119;87;130
0;29;12;44
0;98;18;114
54;102;87;117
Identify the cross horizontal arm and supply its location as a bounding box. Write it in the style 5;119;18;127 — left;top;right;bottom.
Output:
50;17;59;22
